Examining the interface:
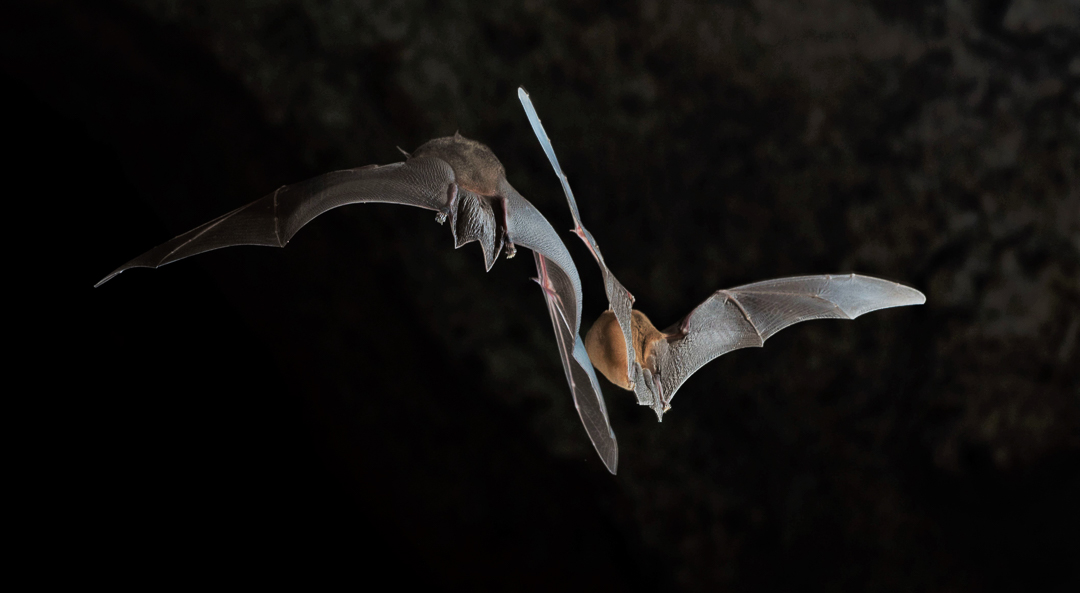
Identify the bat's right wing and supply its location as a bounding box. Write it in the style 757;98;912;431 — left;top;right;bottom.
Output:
499;179;618;474
654;274;926;409
96;156;495;286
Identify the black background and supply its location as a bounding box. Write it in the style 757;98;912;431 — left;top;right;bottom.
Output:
7;1;1078;590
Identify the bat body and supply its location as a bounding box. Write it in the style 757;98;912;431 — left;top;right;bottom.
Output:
517;88;925;421
99;133;619;474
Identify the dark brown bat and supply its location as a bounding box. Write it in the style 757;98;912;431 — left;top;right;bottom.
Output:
518;88;925;420
97;133;619;474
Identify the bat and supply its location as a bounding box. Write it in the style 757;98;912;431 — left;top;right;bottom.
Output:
517;87;926;420
97;133;620;474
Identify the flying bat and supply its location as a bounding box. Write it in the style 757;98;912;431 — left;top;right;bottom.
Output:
517;87;925;421
97;133;620;474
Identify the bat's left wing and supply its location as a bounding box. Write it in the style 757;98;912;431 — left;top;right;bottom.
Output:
517;88;649;410
650;274;926;411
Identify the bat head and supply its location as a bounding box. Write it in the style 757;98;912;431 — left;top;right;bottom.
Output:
412;134;506;197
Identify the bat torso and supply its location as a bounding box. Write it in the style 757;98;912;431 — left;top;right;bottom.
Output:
585;309;667;390
412;135;505;197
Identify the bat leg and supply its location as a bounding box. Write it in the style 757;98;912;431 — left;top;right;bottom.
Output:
495;195;517;258
434;183;460;225
530;275;569;330
572;227;593;253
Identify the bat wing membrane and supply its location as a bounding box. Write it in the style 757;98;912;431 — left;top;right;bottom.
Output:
659;273;926;405
96;157;457;286
501;181;618;473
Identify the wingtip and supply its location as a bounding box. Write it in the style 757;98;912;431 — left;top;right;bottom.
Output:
604;450;619;475
94;269;122;288
896;282;927;306
848;274;927;309
602;424;619;474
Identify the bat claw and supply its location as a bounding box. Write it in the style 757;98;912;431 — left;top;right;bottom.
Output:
505;242;517;258
434;211;448;225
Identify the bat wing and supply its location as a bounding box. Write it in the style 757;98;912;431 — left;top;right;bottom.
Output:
653;273;926;409
500;180;618;473
98;141;618;473
517;88;648;409
96;156;506;286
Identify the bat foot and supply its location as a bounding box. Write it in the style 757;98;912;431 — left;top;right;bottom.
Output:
647;396;670;422
505;242;517;258
636;367;669;421
436;183;458;226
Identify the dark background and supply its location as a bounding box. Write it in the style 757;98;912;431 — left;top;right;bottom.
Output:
7;0;1077;590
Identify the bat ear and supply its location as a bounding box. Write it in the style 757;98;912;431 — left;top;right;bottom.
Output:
396;146;411;158
454;130;463;139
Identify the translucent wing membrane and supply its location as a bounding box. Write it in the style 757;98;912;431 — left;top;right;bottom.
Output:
502;180;619;473
534;252;618;472
96;158;459;286
660;273;926;407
